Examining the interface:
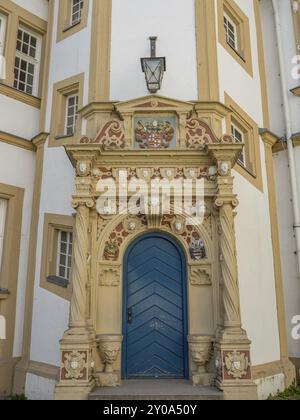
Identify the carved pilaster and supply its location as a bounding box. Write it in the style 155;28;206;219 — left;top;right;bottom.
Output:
68;204;90;331
208;143;257;399
215;195;241;331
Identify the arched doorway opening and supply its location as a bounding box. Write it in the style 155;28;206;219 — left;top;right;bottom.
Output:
122;232;188;379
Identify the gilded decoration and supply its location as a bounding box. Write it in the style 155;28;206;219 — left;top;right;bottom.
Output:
61;351;88;381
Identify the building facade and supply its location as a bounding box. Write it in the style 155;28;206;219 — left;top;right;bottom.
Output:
0;0;299;400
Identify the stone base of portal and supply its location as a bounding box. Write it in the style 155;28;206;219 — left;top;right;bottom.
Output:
98;372;121;387
216;381;258;401
54;381;95;400
214;332;258;400
54;329;96;400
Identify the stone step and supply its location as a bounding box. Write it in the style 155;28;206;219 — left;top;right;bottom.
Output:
89;380;223;400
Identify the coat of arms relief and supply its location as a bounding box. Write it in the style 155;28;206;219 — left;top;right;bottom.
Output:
134;117;176;149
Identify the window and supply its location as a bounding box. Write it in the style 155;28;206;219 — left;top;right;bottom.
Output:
0;12;7;57
231;121;246;167
225;92;263;191
71;0;84;26
218;0;253;76
65;94;79;136
0;198;7;271
40;214;74;300
57;0;90;42
57;230;73;281
14;26;42;96
224;12;238;51
49;73;84;147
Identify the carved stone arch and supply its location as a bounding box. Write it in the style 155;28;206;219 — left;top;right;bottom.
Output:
96;209;214;265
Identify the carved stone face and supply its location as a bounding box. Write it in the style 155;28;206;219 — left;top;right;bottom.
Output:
78;162;87;174
174;222;182;232
219;162;229;176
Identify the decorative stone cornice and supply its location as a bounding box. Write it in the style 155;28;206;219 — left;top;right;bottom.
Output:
259;129;279;148
207;143;244;169
193;101;232;118
32;132;49;147
79;102;117;119
290;85;300;97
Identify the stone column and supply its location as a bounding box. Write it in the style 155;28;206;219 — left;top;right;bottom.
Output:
215;181;242;334
69;204;89;332
208;144;257;400
55;151;99;400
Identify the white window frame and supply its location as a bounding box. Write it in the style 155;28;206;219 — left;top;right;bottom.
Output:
56;230;73;281
14;25;42;96
0;199;7;271
65;93;79;136
231;122;246;167
0;12;7;57
224;12;238;52
71;0;84;26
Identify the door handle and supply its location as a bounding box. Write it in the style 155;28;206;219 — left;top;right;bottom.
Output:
127;307;133;324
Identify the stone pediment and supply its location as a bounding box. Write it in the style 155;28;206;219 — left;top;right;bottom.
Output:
79;95;235;151
115;94;194;116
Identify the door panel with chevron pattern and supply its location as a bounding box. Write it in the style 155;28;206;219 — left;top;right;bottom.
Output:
124;234;187;379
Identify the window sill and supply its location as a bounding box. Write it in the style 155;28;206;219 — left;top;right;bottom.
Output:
0;288;10;300
63;20;81;34
226;42;246;63
47;276;69;289
0;82;41;108
55;134;75;140
237;161;256;178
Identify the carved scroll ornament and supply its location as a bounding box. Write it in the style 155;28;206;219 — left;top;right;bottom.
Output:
80;120;125;150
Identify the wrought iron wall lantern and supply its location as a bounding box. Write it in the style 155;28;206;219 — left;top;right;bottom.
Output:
141;37;166;94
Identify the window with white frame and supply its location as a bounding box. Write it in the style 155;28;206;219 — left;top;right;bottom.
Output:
224;12;238;51
14;26;42;96
65;94;79;136
0;12;7;57
56;230;73;281
0;199;7;271
231;122;246;166
71;0;84;26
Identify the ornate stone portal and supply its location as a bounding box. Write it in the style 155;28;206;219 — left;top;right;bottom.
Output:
54;95;257;400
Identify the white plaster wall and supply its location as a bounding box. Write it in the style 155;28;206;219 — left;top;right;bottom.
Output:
0;142;36;358
0;95;40;140
30;143;74;366
273;151;300;359
233;141;281;366
25;373;55;400
277;0;300;136
29;0;94;366
11;0;48;20
255;373;285;400
217;0;281;364
110;0;198;102
257;0;285;136
44;0;93;132
217;0;264;127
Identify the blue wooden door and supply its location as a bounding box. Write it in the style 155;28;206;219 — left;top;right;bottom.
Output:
122;233;188;379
